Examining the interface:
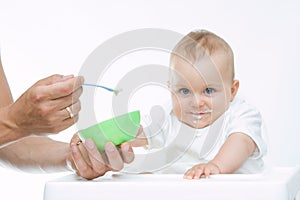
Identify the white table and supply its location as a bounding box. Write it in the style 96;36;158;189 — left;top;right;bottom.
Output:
44;167;300;200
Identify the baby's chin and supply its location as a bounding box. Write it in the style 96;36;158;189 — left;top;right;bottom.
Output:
181;120;211;129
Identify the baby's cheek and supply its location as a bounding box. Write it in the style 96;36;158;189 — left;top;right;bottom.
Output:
171;96;183;116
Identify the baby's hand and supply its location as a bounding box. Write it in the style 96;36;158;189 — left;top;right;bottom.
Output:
183;162;221;179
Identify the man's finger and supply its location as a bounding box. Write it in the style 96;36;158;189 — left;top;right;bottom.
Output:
36;74;74;86
120;142;134;163
84;139;108;175
39;76;84;99
104;142;124;171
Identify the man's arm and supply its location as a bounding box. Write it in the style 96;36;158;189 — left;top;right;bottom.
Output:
1;55;84;147
0;136;70;173
0;56;13;107
0;57;19;147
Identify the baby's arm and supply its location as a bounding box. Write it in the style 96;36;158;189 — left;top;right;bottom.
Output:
184;132;256;179
129;126;148;147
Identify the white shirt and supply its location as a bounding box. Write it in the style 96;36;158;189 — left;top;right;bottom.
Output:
125;96;267;174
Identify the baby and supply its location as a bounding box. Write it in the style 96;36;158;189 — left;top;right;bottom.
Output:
131;29;267;179
70;29;267;180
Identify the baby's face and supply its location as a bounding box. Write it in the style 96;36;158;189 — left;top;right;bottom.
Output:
169;56;238;128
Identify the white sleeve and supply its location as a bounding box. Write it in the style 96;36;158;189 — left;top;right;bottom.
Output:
141;105;171;149
226;99;267;159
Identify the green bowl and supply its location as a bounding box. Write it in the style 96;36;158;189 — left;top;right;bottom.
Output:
78;110;140;152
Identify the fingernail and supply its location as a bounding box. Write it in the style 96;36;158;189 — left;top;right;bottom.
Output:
122;143;130;152
85;139;94;149
62;74;74;80
79;76;85;83
106;142;115;152
71;145;77;153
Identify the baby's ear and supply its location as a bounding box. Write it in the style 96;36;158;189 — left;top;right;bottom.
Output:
230;80;239;101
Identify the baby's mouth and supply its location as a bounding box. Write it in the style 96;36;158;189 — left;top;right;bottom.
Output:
190;109;213;119
191;112;203;119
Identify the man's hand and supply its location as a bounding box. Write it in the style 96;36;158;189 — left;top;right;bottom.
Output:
68;133;135;180
8;74;84;136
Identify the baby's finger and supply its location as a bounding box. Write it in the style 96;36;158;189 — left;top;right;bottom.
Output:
204;168;211;178
204;165;220;178
209;164;221;175
194;168;204;179
183;169;195;179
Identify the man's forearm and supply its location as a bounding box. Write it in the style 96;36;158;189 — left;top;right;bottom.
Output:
0;106;26;148
0;57;14;107
0;58;20;147
0;136;71;173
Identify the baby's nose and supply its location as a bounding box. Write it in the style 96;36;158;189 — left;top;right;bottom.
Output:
190;93;205;107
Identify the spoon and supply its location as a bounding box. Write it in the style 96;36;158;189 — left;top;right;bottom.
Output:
83;83;122;95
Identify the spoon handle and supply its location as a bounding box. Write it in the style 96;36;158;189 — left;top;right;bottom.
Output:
83;83;115;92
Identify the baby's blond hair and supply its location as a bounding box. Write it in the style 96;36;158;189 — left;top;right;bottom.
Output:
170;30;235;80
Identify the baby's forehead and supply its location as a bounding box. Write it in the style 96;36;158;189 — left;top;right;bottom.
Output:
170;52;232;81
171;55;222;74
170;65;221;85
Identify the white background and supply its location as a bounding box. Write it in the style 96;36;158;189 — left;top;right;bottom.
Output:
0;0;300;199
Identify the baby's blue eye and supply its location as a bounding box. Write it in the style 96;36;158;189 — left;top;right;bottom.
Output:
204;88;215;95
179;88;190;95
